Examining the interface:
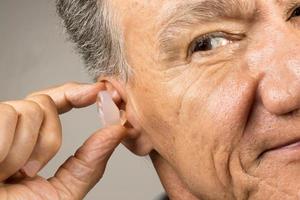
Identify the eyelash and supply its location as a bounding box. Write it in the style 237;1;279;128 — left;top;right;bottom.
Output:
288;5;300;20
292;6;300;17
189;32;241;56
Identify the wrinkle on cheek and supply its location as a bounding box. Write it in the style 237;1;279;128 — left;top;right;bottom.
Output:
175;72;204;124
212;147;235;192
287;59;300;78
175;64;230;125
228;150;266;200
170;64;259;197
206;71;259;197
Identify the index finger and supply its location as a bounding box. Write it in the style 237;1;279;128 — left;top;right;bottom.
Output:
27;82;104;114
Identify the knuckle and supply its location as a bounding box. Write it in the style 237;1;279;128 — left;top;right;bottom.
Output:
42;132;62;154
92;129;116;146
0;103;18;119
51;137;62;153
22;100;44;120
31;94;55;108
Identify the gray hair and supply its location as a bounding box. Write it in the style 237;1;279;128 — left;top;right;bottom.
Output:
56;0;130;81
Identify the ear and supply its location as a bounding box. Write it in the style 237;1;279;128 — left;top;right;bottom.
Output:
97;77;153;156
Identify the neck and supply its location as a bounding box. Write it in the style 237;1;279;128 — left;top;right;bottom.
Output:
150;151;201;200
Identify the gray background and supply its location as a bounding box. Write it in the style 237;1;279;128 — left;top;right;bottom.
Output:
0;0;164;199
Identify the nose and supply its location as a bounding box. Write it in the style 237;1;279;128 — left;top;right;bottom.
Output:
247;25;300;115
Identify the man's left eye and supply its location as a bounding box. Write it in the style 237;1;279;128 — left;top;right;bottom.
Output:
190;33;233;54
292;6;300;17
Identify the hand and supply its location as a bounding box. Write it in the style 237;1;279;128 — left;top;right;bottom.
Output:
0;82;127;199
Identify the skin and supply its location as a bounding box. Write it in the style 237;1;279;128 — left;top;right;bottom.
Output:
2;0;300;199
101;0;300;199
0;82;130;200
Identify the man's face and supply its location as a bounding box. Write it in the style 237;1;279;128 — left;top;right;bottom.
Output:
113;0;300;199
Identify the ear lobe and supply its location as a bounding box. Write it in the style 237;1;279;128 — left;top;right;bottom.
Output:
122;133;154;156
122;103;154;156
97;78;154;156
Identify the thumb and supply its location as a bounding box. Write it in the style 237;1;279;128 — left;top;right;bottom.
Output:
48;125;127;200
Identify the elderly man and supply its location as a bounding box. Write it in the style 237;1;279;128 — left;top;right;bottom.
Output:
0;0;300;199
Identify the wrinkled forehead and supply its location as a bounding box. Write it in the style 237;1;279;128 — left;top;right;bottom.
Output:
110;0;257;28
109;0;298;31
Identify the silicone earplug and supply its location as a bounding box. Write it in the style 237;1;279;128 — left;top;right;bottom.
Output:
97;91;125;127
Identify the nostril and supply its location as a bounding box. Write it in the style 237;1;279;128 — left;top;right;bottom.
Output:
287;109;300;118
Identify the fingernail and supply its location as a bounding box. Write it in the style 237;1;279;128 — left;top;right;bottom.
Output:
21;160;42;177
97;91;121;127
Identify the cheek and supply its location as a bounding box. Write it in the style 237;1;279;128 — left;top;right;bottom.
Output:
126;64;222;159
169;67;259;197
128;61;259;198
174;67;256;146
126;69;185;159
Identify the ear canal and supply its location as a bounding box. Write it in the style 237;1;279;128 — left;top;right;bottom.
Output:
97;91;127;127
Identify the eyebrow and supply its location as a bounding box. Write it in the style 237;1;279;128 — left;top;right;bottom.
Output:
157;0;257;62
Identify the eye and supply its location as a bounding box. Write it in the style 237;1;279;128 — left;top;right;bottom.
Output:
287;5;300;23
292;6;300;17
191;33;232;54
